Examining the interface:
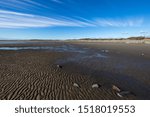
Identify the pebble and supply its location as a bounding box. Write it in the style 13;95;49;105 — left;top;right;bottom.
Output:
102;50;109;53
57;65;62;68
112;85;121;92
73;83;80;88
92;84;101;88
141;53;144;56
116;91;131;98
105;50;109;53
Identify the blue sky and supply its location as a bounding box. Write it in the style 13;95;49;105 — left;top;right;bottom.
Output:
0;0;150;40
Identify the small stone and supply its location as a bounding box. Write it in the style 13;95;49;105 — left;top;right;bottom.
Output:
116;91;131;98
92;84;101;88
73;83;79;88
101;50;105;52
105;50;109;53
117;92;123;98
102;50;109;53
112;85;121;92
141;53;144;56
57;65;62;68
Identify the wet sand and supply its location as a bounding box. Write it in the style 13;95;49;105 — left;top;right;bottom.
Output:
0;41;150;100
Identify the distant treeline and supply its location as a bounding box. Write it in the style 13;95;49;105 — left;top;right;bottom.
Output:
127;36;145;40
79;36;150;40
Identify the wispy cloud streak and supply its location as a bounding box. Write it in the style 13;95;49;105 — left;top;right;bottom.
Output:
0;0;48;10
0;9;144;28
94;18;143;27
0;0;144;28
51;0;63;4
0;10;94;28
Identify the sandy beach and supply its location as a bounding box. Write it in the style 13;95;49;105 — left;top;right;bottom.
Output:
0;41;150;100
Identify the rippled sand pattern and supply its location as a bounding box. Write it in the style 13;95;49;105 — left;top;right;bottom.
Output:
0;42;149;100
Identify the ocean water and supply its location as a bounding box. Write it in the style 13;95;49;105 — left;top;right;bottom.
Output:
0;41;27;44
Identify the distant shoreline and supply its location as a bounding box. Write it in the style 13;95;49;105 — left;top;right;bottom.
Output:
0;37;150;44
67;39;150;44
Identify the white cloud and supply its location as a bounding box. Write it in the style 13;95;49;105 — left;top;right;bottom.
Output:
0;10;93;28
0;0;48;10
0;0;144;29
94;18;143;27
0;9;144;28
51;0;63;4
22;0;49;8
